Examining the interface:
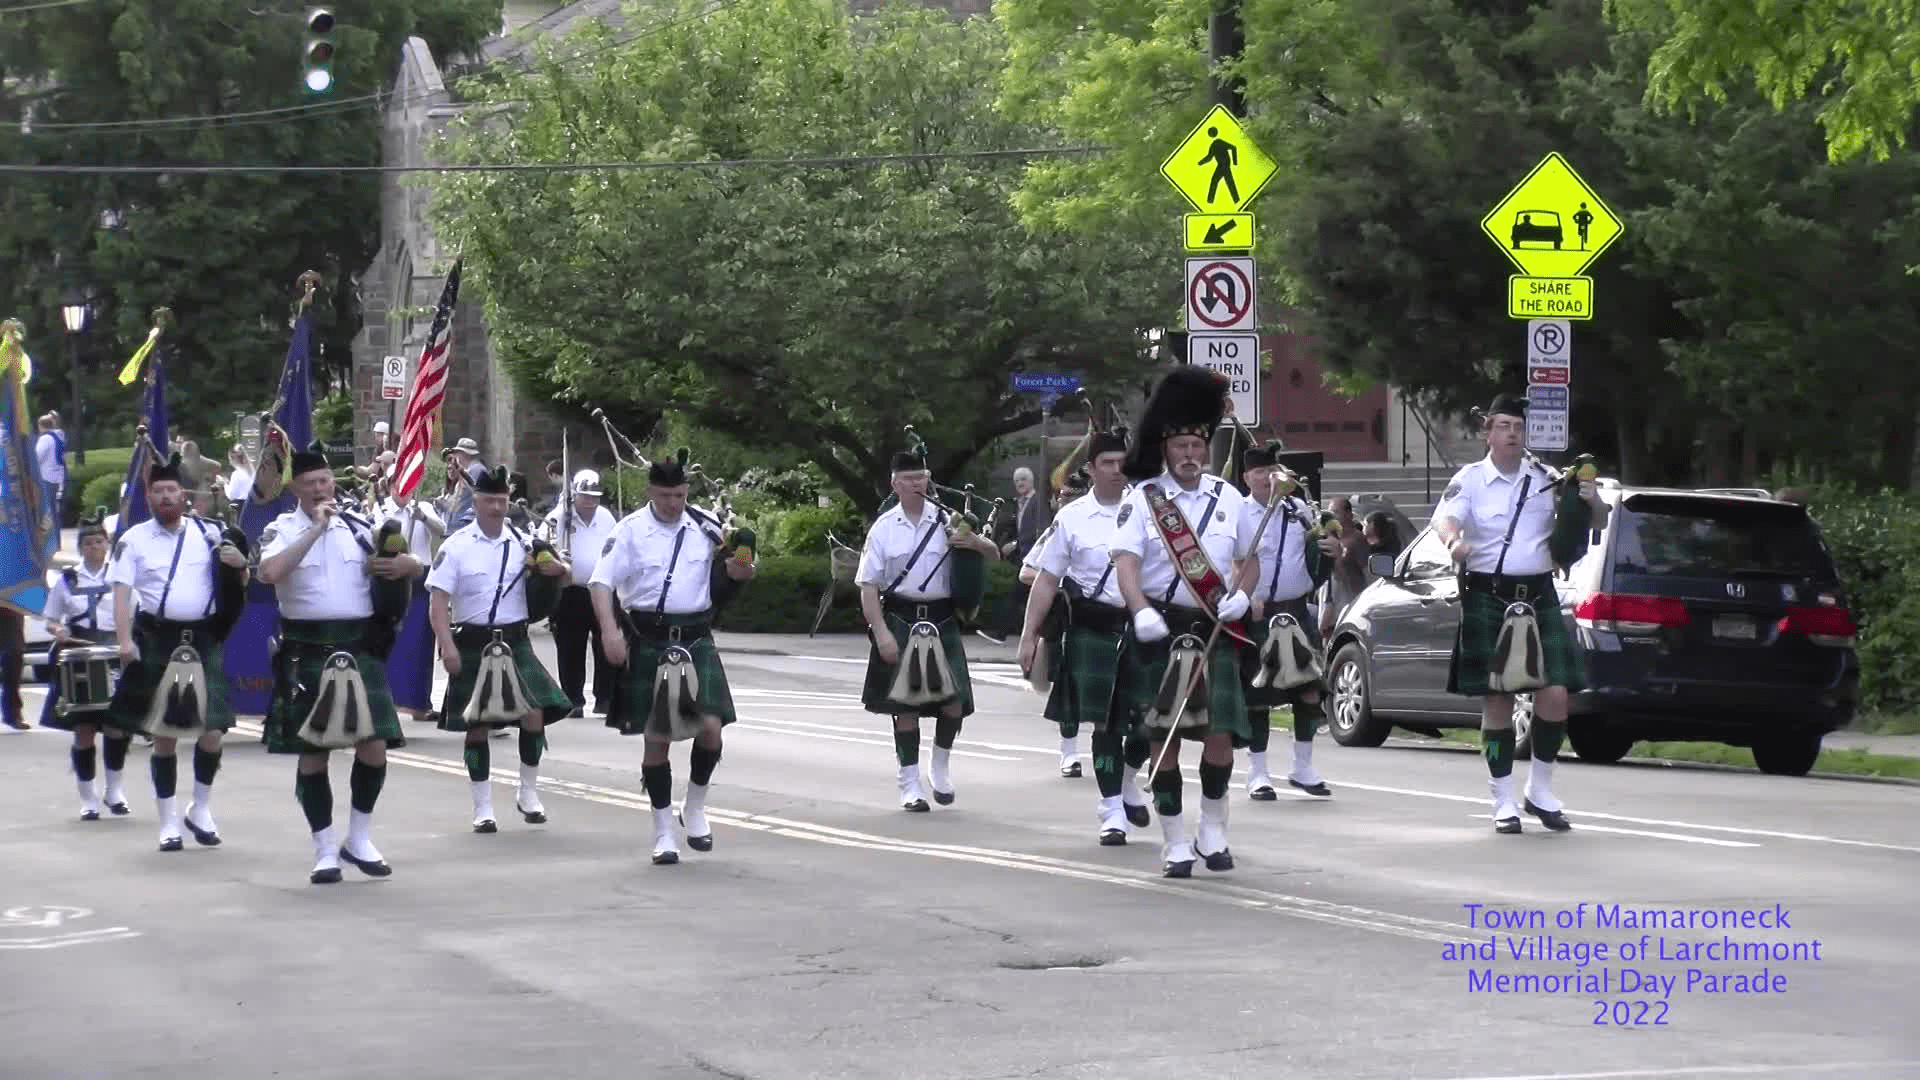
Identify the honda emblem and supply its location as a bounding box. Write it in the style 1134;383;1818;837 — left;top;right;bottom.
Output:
1725;583;1746;598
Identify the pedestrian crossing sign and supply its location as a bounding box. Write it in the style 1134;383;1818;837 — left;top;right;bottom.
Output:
1160;105;1278;214
1480;152;1622;279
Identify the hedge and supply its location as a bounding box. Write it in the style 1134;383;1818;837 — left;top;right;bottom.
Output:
710;554;1021;635
63;447;132;524
1795;485;1920;714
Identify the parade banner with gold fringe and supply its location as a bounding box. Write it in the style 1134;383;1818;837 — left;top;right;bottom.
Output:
115;310;173;539
0;319;58;618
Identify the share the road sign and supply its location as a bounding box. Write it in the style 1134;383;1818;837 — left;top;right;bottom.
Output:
1482;152;1620;320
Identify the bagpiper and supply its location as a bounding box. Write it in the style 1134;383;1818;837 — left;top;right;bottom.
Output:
1237;440;1342;800
1432;393;1606;833
39;510;132;819
426;464;574;832
258;444;422;883
1019;429;1159;845
590;448;755;865
855;441;1000;811
103;453;251;852
1108;367;1260;877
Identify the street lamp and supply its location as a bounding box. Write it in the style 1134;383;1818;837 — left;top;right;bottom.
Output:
60;295;87;465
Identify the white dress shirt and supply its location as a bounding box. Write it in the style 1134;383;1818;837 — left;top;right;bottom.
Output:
107;516;221;622
258;507;375;621
855;501;953;601
589;506;721;615
426;521;538;626
1109;472;1254;609
1432;456;1560;576
45;560;116;634
1033;490;1129;607
1244;494;1318;603
546;503;618;586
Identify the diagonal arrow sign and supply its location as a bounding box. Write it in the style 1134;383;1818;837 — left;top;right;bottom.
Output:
1202;220;1238;245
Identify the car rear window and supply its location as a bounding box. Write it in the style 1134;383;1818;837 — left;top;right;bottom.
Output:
1611;495;1835;579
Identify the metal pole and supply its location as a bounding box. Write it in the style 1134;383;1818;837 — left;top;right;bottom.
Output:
68;330;85;464
1208;0;1245;114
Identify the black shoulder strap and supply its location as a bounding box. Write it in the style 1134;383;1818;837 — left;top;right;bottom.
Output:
1493;474;1534;581
882;507;943;599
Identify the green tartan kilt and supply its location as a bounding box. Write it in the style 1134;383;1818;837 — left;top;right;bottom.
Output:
102;620;233;738
1121;607;1250;742
1447;573;1586;696
436;627;573;731
1043;623;1136;734
1241;594;1327;708
263;620;404;754
605;618;737;739
860;611;974;719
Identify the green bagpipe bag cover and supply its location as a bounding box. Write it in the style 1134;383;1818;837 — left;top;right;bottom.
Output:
946;514;986;622
524;538;564;622
210;526;251;640
370;518;413;622
1547;456;1598;568
710;528;755;610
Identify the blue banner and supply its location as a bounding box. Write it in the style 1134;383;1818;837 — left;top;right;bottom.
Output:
115;352;171;538
0;321;56;617
227;312;316;716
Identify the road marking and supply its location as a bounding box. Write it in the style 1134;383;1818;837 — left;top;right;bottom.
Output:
0;907;140;950
1422;1063;1920;1080
2;904;92;927
0;928;143;950
735;719;1022;762
1459;815;1757;848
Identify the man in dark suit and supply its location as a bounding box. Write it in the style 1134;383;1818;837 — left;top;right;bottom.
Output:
981;466;1045;643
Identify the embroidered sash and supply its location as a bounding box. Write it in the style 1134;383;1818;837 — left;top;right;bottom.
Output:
1140;482;1251;646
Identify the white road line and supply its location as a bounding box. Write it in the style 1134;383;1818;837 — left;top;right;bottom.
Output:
1422;1063;1920;1080
1458;815;1757;848
734;720;1021;761
0;927;142;949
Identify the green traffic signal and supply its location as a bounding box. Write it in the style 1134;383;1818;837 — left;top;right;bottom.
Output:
302;8;335;93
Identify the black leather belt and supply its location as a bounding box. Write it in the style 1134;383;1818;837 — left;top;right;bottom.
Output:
1460;571;1553;600
623;611;713;644
1070;600;1130;634
883;597;955;624
1147;601;1212;638
451;620;528;647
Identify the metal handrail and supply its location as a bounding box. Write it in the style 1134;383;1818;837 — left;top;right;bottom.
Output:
1398;394;1457;501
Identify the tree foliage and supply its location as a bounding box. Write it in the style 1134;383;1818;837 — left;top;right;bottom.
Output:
0;0;501;445
432;0;1168;514
1603;0;1920;163
998;0;1920;489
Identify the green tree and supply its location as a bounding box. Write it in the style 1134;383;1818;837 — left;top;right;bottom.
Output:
0;0;501;446
430;0;1168;515
1603;0;1920;163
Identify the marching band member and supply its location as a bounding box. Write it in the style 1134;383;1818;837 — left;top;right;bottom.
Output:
1109;368;1258;878
1431;393;1606;834
258;445;420;883
377;478;445;720
591;450;754;865
40;512;131;819
1237;441;1341;800
1027;465;1088;777
1019;431;1158;844
856;445;1000;811
427;465;573;833
548;469;619;717
103;454;251;852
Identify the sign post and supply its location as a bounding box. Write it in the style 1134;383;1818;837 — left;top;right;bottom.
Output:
1482;152;1622;454
1163;105;1277;429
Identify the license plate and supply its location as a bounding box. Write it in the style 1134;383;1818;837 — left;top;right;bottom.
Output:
1712;615;1756;641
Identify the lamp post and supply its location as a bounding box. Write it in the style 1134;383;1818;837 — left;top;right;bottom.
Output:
60;297;86;465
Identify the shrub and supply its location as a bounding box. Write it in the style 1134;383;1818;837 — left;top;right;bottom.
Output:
1795;484;1920;713
80;471;124;521
63;447;132;522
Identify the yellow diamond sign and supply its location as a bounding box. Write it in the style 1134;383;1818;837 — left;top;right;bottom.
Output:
1479;152;1622;279
1160;105;1278;214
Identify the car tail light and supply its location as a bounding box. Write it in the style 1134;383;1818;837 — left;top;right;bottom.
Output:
1574;592;1691;633
1777;605;1857;646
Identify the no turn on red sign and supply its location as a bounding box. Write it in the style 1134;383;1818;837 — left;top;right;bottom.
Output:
1185;257;1256;333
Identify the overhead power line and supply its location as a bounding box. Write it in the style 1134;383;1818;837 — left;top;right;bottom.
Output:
0;147;1110;176
0;0;104;13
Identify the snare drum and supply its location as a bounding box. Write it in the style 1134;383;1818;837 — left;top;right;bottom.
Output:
57;645;123;718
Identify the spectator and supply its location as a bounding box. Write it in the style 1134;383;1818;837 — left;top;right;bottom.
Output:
982;465;1046;644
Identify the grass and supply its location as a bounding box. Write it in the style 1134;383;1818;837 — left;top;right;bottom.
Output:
1427;727;1920;781
1858;711;1920;736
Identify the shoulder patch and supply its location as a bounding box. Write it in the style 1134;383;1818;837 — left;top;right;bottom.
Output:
113;540;126;561
602;536;616;556
1115;504;1133;528
1442;481;1463;501
432;550;446;570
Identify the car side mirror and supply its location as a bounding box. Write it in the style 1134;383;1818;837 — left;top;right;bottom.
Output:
1367;553;1397;580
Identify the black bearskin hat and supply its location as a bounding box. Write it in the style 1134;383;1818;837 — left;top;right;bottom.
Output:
1121;366;1228;481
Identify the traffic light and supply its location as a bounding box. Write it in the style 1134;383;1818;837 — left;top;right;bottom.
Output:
301;8;335;93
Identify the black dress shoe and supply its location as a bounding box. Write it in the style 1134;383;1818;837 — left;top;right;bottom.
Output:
1248;784;1277;802
651;849;679;866
566;707;584;719
339;847;392;877
677;812;712;852
519;806;547;825
1524;799;1572;832
80;808;100;821
1163;858;1194;879
1098;828;1127;846
1060;761;1082;778
1495;816;1523;834
183;819;221;847
310;866;342;884
1201;847;1234;872
107;802;130;816
931;789;955;806
158;836;184;852
1124;802;1151;828
903;798;930;813
1289;777;1332;797
473;819;498;834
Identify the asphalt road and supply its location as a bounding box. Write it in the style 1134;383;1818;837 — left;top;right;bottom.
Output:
3;632;1917;1080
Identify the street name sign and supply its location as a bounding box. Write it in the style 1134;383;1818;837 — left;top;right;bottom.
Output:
1161;106;1278;215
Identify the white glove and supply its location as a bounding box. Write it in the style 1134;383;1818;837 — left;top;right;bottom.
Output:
1131;607;1169;643
1216;590;1251;621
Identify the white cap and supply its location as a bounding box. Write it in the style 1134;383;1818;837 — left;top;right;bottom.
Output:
373;420;390;434
572;469;602;495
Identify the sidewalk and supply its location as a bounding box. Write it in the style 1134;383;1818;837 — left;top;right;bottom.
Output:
714;630;1022;666
1823;731;1920;758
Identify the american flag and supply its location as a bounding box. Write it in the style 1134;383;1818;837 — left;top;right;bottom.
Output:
392;258;461;499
